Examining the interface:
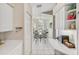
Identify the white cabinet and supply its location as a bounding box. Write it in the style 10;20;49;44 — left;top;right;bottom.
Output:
59;7;65;29
0;4;13;32
55;7;65;30
55;10;60;29
53;3;78;55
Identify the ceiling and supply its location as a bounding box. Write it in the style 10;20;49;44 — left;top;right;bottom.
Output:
31;3;56;13
31;3;57;16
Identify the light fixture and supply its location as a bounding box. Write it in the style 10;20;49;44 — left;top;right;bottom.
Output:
37;4;42;8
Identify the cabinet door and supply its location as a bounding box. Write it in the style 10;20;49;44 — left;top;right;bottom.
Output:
0;4;13;32
55;7;65;30
55;7;65;38
55;10;60;30
59;7;65;29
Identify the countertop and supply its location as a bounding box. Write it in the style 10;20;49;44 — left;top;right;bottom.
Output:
48;39;77;55
0;39;23;55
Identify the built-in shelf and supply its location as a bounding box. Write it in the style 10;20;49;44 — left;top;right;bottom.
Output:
65;21;76;30
66;3;76;11
65;3;76;30
67;9;76;13
66;19;76;22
